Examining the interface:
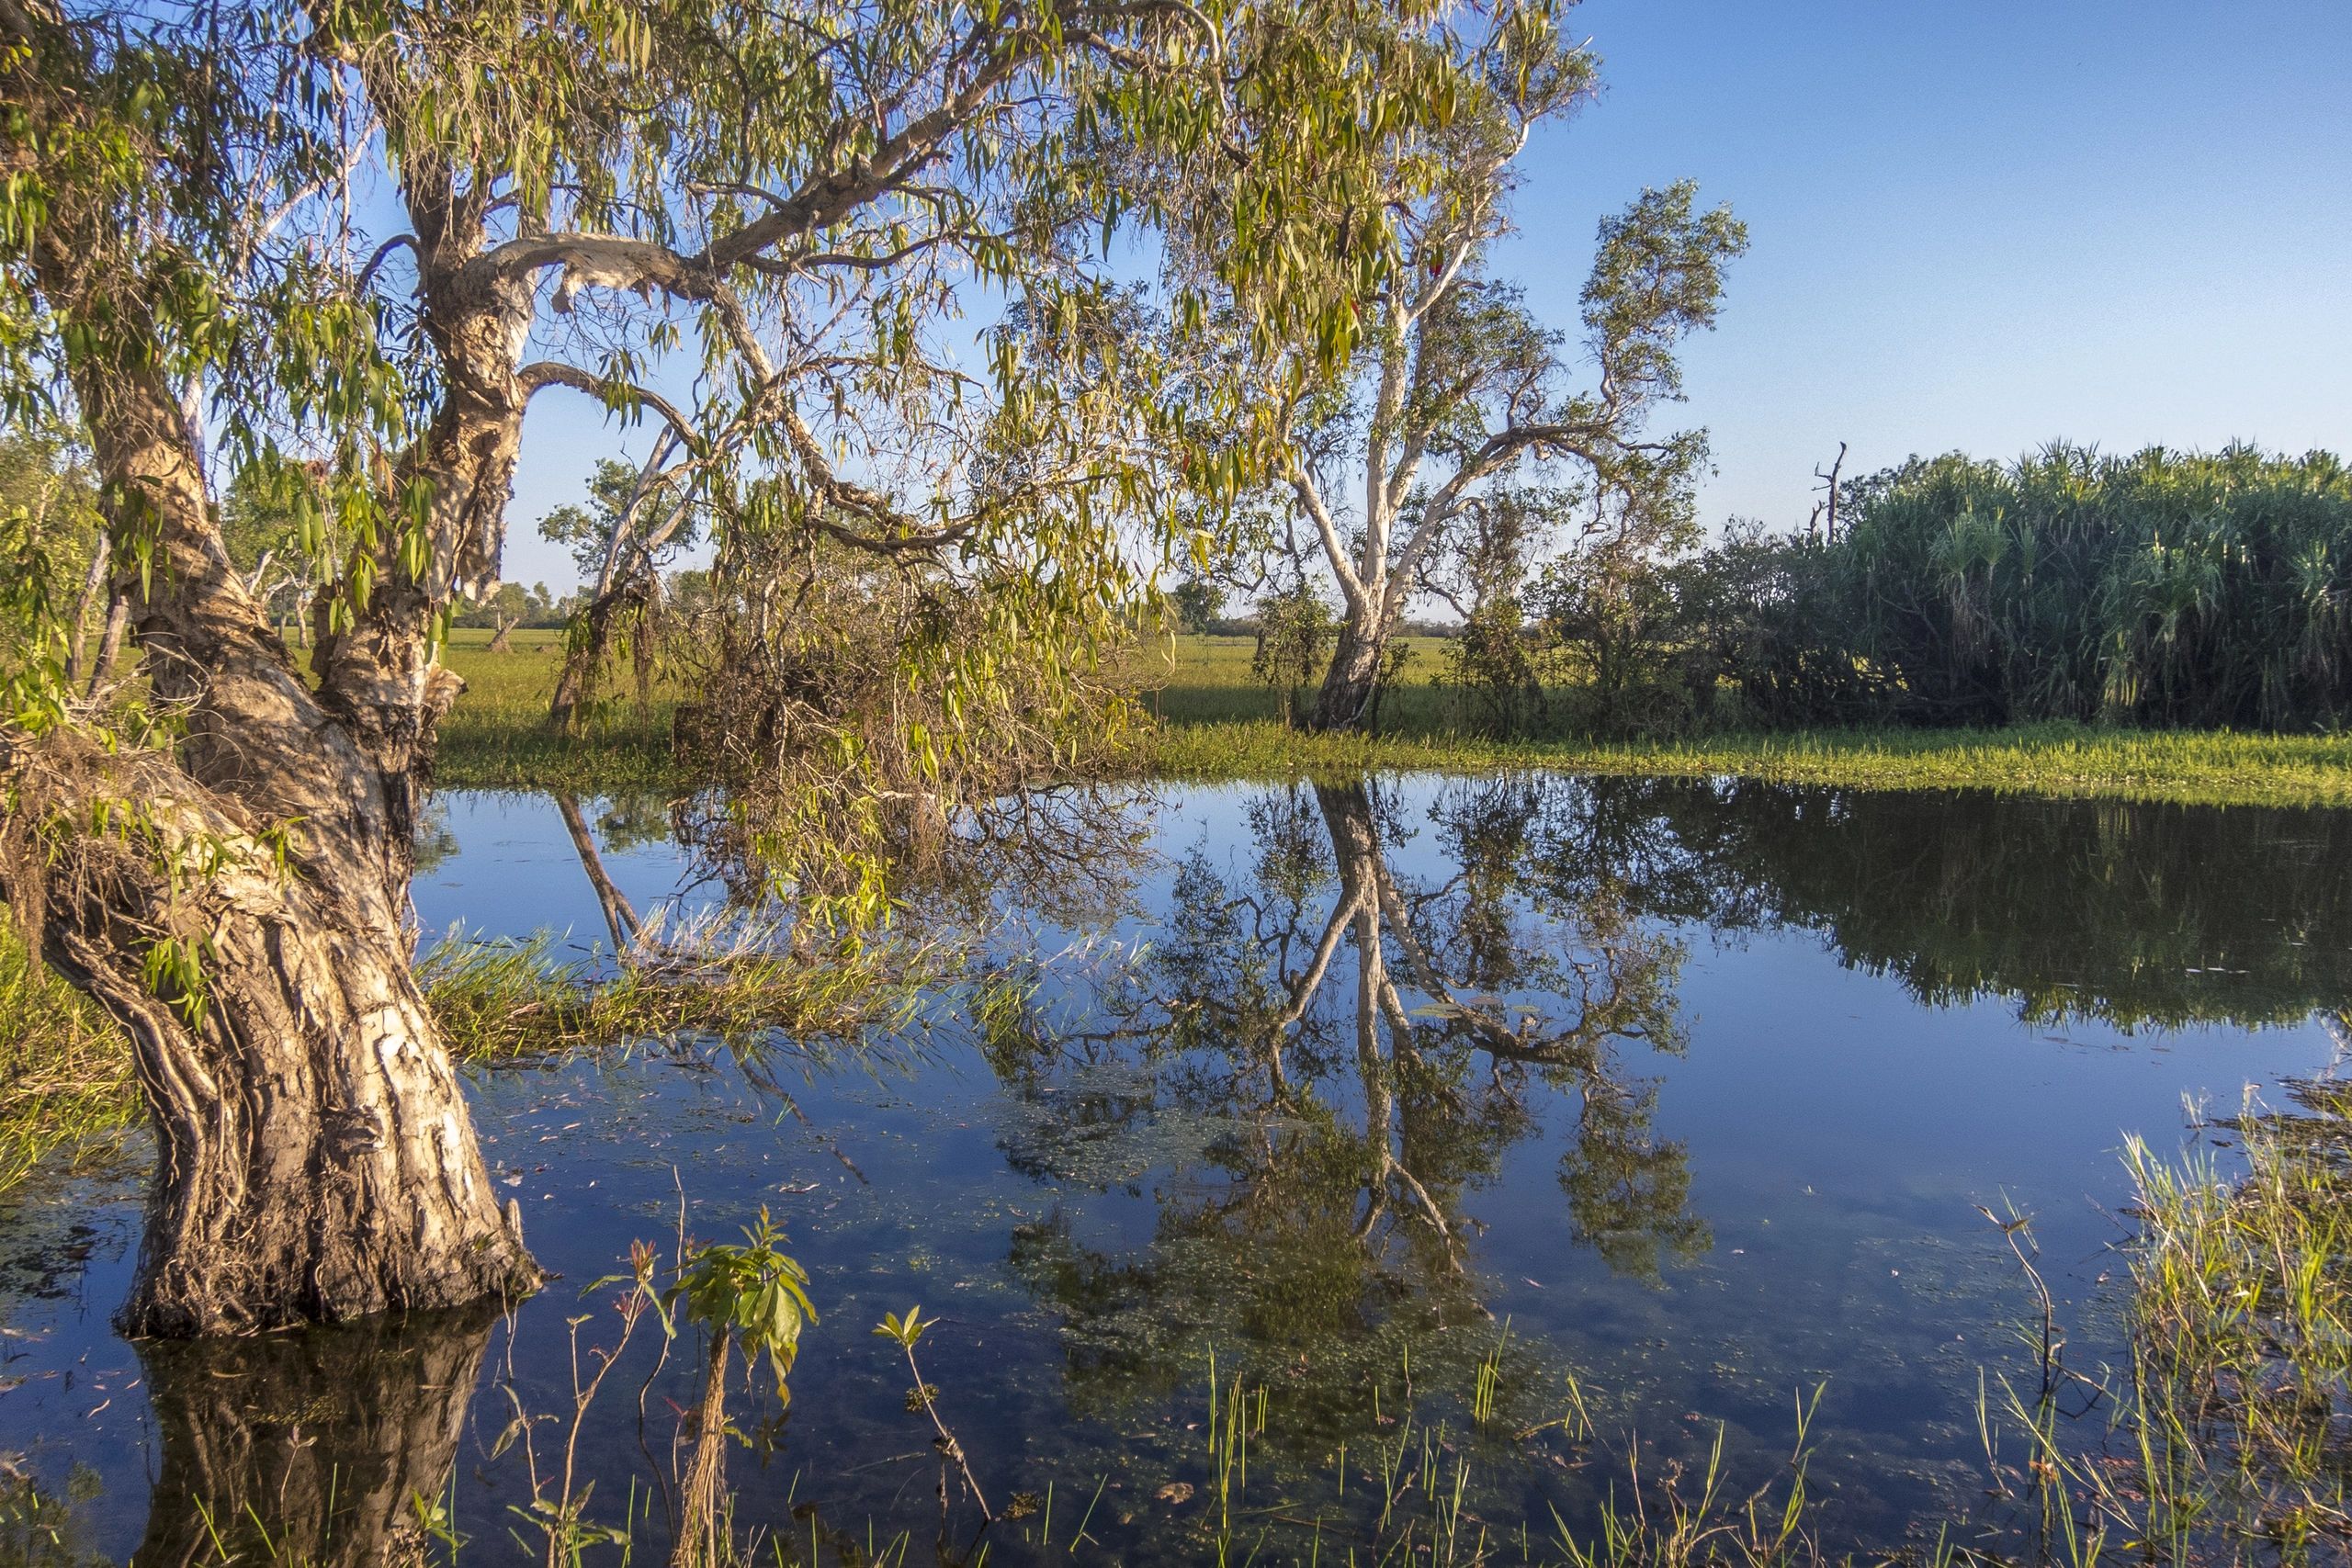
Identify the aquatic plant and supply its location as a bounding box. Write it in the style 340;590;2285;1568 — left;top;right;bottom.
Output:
2112;1076;2352;1553
876;1305;995;1526
669;1213;818;1568
416;923;946;1065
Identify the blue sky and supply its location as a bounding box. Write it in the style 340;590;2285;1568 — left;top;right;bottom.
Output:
501;0;2351;589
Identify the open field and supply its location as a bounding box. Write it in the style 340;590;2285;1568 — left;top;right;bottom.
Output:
438;629;2352;808
437;626;678;791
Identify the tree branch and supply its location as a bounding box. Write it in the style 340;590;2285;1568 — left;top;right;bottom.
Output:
518;362;698;447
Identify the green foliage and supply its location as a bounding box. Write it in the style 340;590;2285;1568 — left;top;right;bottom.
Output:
1156;0;1748;732
1658;520;1884;729
669;1208;818;1392
1;6;428;670
1168;574;1227;634
1248;584;1336;725
1700;444;2352;731
1438;491;1548;736
872;1303;930;1351
538;458;698;585
0;431;96;725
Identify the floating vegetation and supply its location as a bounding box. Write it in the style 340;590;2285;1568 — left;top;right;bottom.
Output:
418;919;953;1066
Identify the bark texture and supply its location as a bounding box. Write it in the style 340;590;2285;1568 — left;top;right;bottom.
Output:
4;80;540;1334
134;1305;495;1566
1311;616;1389;731
670;1329;735;1568
13;736;538;1337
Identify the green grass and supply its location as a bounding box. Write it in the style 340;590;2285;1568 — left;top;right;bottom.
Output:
1134;636;2352;807
418;925;954;1061
444;631;2352;807
437;626;676;791
2002;1065;2352;1555
1146;716;2352;808
0;925;136;1194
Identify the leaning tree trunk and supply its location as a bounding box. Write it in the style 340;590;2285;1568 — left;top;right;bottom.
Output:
549;577;647;731
134;1304;496;1566
548;592;618;730
8;736;538;1337
6;205;539;1333
1311;611;1389;731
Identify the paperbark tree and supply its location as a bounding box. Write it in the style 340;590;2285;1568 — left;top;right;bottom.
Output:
0;5;542;1336
1286;178;1747;729
1;0;1478;1336
1163;0;1747;729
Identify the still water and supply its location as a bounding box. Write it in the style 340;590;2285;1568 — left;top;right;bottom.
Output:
1;774;2345;1562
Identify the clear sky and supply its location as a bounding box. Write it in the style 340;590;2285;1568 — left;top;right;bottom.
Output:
500;0;2352;590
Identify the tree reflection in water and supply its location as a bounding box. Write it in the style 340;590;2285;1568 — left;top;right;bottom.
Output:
131;1307;494;1567
989;778;1706;1443
31;776;2345;1559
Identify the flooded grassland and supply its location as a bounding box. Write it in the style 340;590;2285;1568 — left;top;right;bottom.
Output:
0;774;2346;1564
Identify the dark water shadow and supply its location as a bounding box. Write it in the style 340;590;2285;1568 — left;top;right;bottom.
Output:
130;1305;495;1567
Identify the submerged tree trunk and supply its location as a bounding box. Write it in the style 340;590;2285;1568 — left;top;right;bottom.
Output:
14;736;537;1337
134;1305;496;1565
6;213;539;1334
671;1328;736;1568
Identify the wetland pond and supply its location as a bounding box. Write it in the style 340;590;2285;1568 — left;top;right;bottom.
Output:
2;773;2347;1563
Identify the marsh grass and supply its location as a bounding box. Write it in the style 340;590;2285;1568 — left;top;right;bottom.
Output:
0;924;136;1193
1968;1055;2352;1566
417;921;948;1064
2111;1072;2352;1554
440;629;2352;807
1144;717;2352;809
479;1295;1866;1568
436;628;676;792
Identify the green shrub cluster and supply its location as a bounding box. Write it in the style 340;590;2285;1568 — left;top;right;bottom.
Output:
1538;444;2352;736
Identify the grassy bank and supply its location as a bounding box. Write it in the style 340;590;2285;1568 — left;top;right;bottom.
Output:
1146;719;2352;807
0;929;136;1193
439;630;2352;808
436;627;677;791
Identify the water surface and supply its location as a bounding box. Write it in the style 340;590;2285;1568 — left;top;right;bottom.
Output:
1;774;2344;1562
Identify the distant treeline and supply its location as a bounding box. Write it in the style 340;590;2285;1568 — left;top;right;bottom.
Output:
1544;443;2352;735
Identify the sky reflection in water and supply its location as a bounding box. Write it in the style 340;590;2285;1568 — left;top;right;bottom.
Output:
0;774;2344;1562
